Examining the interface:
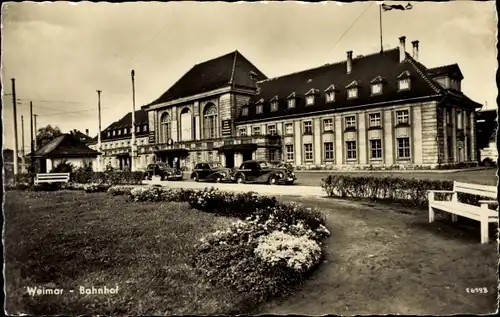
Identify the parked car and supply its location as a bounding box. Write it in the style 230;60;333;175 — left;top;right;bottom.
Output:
232;160;296;185
190;162;233;183
145;163;183;181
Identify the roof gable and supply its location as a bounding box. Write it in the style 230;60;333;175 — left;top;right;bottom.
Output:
428;64;464;80
34;134;100;158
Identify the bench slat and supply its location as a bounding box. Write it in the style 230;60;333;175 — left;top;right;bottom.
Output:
454;181;497;198
430;201;498;220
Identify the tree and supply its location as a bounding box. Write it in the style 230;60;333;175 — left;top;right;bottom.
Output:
36;125;63;148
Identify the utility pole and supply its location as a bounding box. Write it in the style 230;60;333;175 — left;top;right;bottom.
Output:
379;4;383;52
11;78;19;177
97;90;102;172
30;101;35;178
33;114;38;149
131;70;136;172
21;115;26;173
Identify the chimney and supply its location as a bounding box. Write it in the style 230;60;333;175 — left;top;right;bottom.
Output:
86;129;89;136
346;51;353;74
411;40;419;61
399;36;406;63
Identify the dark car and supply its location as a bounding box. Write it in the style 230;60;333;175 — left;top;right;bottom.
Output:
232;160;296;185
145;163;183;181
190;162;233;183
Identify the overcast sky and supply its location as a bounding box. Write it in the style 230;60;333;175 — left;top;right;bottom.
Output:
2;0;497;152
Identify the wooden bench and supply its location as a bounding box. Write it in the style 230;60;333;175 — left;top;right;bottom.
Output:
428;181;498;244
34;173;70;185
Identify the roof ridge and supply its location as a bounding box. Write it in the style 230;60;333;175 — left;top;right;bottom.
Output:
428;63;459;70
229;50;238;86
405;56;442;94
257;47;399;84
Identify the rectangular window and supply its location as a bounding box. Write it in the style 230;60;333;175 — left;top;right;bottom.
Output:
253;126;261;136
285;123;293;135
447;136;453;159
271;102;278;112
136;126;140;132
369;113;382;128
457;110;463;129
370;139;382;159
267;124;276;135
326;91;335;103
345;116;356;129
287;99;295;109
347;88;358;99
396;110;409;125
107;132;111;137
269;149;280;161
346;141;357;160
323;118;333;132
397;137;411;159
446;109;451;125
285;144;294;161
256;104;263;114
399;79;410;90
143;124;147;131
242;107;249;116
324;142;334;160
208;151;213;162
304;143;313;161
306;95;315;106
239;128;247;136
303;121;312;134
371;83;382;95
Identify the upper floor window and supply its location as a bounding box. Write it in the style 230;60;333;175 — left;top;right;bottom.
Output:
136;126;140;132
253;126;261;136
242;107;249;116
347;88;358;99
306;95;315;106
143;124;147;132
267;124;277;135
345;115;356;129
239;128;247;136
284;123;293;135
287;99;296;109
457;110;463;129
323;118;333;132
270;101;278;112
399;79;410;91
256;104;263;114
446;109;452;125
396;109;410;125
369;113;382;128
371;83;382;95
303;121;312;134
107;131;111;137
325;91;335;103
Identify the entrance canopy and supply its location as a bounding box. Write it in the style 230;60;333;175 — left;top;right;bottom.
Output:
155;148;189;157
217;143;257;153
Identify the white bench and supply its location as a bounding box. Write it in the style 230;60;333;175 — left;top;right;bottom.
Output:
34;173;70;185
428;181;498;244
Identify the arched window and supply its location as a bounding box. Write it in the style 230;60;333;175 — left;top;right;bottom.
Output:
203;104;217;139
160;112;171;143
180;108;192;141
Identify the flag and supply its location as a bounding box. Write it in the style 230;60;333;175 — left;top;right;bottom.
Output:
381;3;413;11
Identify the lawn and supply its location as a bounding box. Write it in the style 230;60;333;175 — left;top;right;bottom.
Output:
293;168;498;186
4;190;251;315
257;196;498;315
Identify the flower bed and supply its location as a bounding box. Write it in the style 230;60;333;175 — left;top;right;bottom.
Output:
321;174;483;209
111;185;329;312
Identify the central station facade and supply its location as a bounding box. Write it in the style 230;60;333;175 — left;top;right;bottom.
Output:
95;36;482;171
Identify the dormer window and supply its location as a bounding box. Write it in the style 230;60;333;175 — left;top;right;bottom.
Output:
397;70;412;91
305;89;319;106
118;129;122;135
286;92;297;109
370;76;385;95
256;104;263;114
242;107;249;116
270;96;279;112
324;84;337;103
345;81;360;99
107;131;111;137
143;124;147;131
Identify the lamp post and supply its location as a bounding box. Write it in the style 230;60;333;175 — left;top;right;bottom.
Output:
131;69;136;172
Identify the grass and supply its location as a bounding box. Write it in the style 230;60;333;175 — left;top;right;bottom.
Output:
257;196;498;315
4;190;249;315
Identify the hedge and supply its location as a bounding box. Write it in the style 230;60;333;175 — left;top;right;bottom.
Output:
321;175;485;209
70;171;145;185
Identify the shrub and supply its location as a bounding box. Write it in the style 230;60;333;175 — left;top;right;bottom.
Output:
107;185;136;196
51;159;74;173
70;171;145;185
84;183;112;193
321;175;484;208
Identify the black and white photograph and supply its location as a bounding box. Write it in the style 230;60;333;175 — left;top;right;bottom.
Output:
2;0;498;315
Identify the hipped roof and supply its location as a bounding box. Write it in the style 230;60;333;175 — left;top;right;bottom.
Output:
33;134;101;158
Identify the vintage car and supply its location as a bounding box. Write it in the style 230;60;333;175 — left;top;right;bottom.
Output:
232;160;296;185
190;162;233;183
145;163;183;181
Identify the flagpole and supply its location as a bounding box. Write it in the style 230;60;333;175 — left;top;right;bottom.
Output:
379;4;383;52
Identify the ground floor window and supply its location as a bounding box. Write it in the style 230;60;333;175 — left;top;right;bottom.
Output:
324;142;334;160
370;139;382;159
285;144;294;161
346;141;357;160
304;143;313;161
447;136;453;160
269;149;280;161
207;151;214;162
196;152;202;163
397;137;411;159
466;136;472;160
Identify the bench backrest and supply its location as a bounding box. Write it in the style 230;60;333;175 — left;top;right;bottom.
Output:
453;181;497;199
36;173;70;181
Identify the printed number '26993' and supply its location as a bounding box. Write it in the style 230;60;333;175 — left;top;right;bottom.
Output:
466;287;488;294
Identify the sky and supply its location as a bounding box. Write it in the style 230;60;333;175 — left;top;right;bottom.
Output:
1;0;497;152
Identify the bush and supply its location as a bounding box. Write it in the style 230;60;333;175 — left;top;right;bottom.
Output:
107;185;136;196
84;183;112;193
51;159;74;173
70;171;145;185
321;175;484;209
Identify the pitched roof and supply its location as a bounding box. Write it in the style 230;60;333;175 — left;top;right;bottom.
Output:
70;130;94;144
144;50;267;107
33;134;100;158
428;63;464;80
236;48;444;122
99;110;150;141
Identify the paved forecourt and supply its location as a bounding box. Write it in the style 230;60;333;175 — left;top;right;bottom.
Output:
142;179;326;197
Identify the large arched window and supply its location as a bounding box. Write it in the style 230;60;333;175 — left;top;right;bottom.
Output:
160;112;171;143
203;104;217;139
180;108;192;141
